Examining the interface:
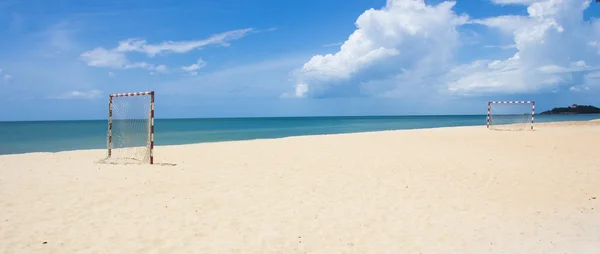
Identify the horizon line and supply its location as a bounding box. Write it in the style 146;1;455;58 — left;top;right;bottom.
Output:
0;113;492;123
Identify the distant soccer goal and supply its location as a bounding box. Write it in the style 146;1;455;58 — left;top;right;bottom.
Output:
100;91;155;164
487;101;535;131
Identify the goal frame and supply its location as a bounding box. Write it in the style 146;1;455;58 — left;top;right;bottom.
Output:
487;101;535;130
107;91;155;164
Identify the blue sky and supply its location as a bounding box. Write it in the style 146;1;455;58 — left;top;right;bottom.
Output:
1;0;599;121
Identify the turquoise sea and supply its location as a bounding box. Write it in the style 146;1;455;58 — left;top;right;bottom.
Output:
1;114;599;155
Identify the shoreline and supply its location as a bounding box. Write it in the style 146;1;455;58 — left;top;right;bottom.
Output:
2;119;599;157
1;123;484;157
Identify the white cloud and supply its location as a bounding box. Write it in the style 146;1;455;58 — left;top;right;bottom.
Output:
538;61;595;74
126;62;166;73
181;58;207;72
586;71;600;79
289;0;469;98
80;28;252;73
108;71;115;78
81;48;128;68
80;48;168;73
153;64;167;73
569;86;590;92
447;0;598;95
447;54;526;94
123;62;150;69
50;90;103;99
472;16;532;35
0;68;12;81
285;0;600;99
117;28;253;57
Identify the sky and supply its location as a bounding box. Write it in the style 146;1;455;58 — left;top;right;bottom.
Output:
1;0;599;121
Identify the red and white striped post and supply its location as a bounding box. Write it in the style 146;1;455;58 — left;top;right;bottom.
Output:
107;95;113;157
149;91;155;164
531;101;535;130
486;101;491;129
107;91;155;164
487;101;535;130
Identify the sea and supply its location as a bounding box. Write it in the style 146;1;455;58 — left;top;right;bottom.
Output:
1;114;599;155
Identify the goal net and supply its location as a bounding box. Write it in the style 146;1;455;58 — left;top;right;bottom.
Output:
487;101;534;131
100;91;154;164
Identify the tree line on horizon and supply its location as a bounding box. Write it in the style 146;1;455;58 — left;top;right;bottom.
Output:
540;105;600;115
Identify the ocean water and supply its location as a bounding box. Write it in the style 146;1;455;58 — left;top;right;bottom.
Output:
1;114;599;155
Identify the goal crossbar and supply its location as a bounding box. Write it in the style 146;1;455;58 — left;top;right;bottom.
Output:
106;91;155;164
487;101;535;130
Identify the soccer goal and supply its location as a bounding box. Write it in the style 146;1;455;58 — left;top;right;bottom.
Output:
487;101;535;131
100;91;155;164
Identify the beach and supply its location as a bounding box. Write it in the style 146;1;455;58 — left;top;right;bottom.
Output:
1;120;600;253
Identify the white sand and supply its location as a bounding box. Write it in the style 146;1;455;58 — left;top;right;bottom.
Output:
1;121;600;253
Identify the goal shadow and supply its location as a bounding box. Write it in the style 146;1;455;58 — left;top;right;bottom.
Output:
154;162;178;166
488;128;536;132
487;122;535;132
96;157;177;166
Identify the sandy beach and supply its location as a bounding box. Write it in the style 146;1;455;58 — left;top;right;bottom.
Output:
1;121;600;253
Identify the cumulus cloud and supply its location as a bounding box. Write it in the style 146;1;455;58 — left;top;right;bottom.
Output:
290;0;469;98
287;0;600;99
448;0;599;94
80;28;252;73
50;90;103;99
181;58;207;72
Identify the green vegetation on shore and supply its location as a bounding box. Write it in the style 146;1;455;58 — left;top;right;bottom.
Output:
540;105;600;115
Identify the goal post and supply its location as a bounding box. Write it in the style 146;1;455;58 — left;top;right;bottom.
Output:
101;91;155;164
487;101;535;130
